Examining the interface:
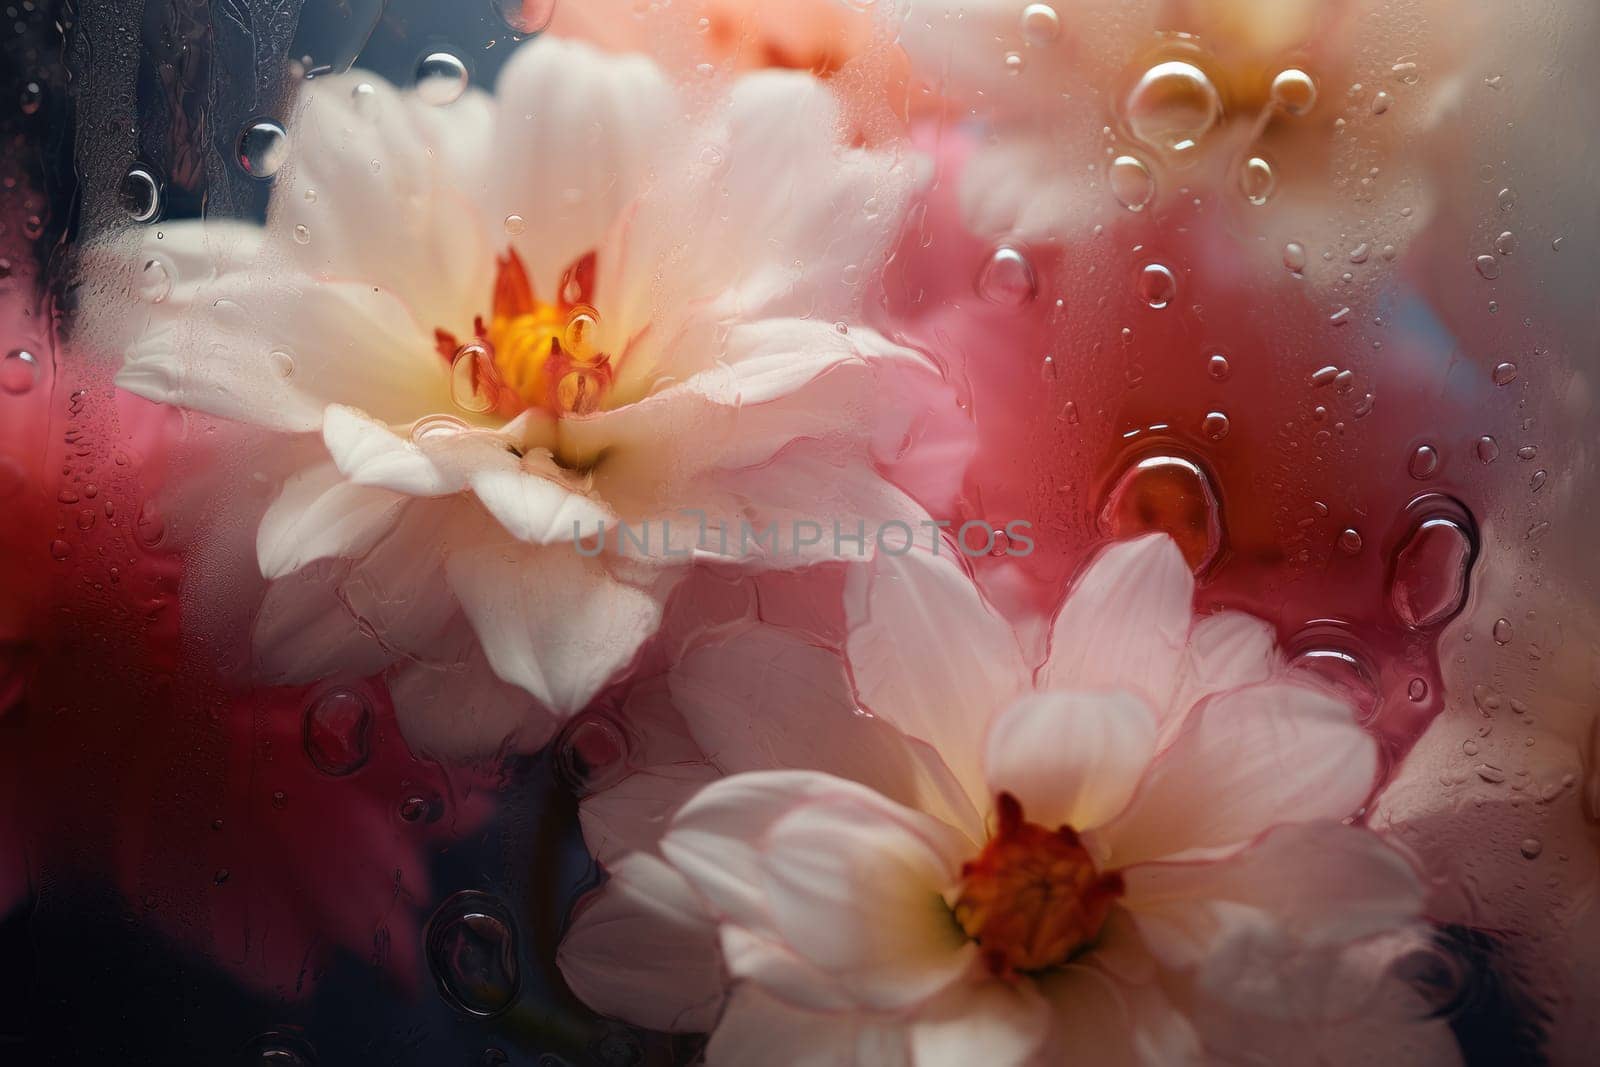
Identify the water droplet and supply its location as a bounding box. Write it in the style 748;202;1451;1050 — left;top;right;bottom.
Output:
49;539;70;561
303;687;373;776
1003;51;1026;75
564;306;600;359
1109;154;1154;211
269;350;295;379
1497;187;1515;212
1494;230;1516;255
139;258;173;303
1329;306;1352;326
1408;677;1429;702
237;120;289;179
503;213;526;236
1338;527;1363;554
556;713;631;794
1138;263;1176;309
1;349;40;395
1474;254;1501;280
416;52;470;106
1100;453;1221;572
351;82;378;114
1310;365;1340;388
1408;444;1440;479
494;0;557;37
292;224;311;245
1390;502;1475;629
1269;68;1318;115
975;245;1037;306
1019;3;1061;45
1530;468;1548;492
1283;241;1308;273
1492;361;1518;385
411;414;469;442
1475;435;1499;463
1492;617;1513;645
1291;638;1379;722
118;166;161;223
426;892;520;1017
244;1031;316;1066
451;343;497;414
1206;353;1230;380
19;80;43;116
1124;60;1222;157
1371;90;1393;114
1519;837;1543;860
399;792;443;822
1201;411;1229;440
1240;155;1275;205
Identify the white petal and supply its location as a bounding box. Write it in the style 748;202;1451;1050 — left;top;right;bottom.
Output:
255;462;406;579
386;637;557;762
1040;534;1195;710
322;405;457;495
984;689;1158;832
907;978;1052;1067
445;540;664;713
958;135;1095;244
1121;821;1423;970
671;623;982;840
845;547;1028;812
705;988;910;1067
557;852;725;1033
1100;681;1378;868
1036;964;1203;1067
469;452;614;544
1168;611;1280;727
758;797;975;1012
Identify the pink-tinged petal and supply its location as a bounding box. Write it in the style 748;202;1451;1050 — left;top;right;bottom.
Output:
1040;534;1194;709
717;926;857;1014
445;541;664;714
907;977;1052;1067
758;797;975;1012
671;623;983;841
468;452;614;545
958;136;1093;245
1121;821;1423;970
1099;681;1377;868
386;637;557;762
275;71;495;337
705;988;910;1067
984;689;1158;832
845;548;1029;812
491;37;675;301
557;852;725;1033
252;567;398;683
1167;611;1280;728
1036;964;1203;1067
322;405;457;496
255;462;407;579
660;770;966;935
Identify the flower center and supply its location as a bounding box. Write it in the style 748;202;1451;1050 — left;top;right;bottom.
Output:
435;247;613;419
952;792;1123;978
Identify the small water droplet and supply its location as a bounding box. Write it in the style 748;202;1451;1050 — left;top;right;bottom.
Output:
1408;677;1429;702
237;120;289;179
556;714;631;794
140;258;174;304
1390;502;1475;629
1;349;40;395
1138;263;1176;309
1310;365;1340;388
292;224;311;245
494;0;557;37
269;349;295;379
244;1031;315;1066
19;80;43;116
1409;444;1440;480
1497;186;1515;212
1338;527;1363;554
1125;60;1222;157
399;792;443;823
1019;3;1061;45
1492;617;1513;645
1519;837;1543;859
416;52;470;106
1109;154;1154;211
49;539;70;561
1494;230;1516;255
503;213;526;236
1348;242;1370;264
1371;90;1393;114
118;166;162;223
1240;155;1276;205
975;245;1037;307
426;891;520;1017
1283;241;1308;273
1530;468;1548;492
303;687;373;776
1206;352;1230;380
1474;254;1501;280
451;343;497;414
1003;51;1026;74
1270;68;1318;115
411;414;469;442
1201;411;1229;440
1475;435;1499;463
1492;361;1518;385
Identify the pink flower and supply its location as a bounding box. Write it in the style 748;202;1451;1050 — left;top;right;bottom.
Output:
558;534;1450;1062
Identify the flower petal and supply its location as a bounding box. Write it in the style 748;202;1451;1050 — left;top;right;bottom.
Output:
256;462;407;579
1036;963;1202;1067
984;689;1158;832
322;405;459;495
1100;681;1377;867
845;547;1028;812
468;451;614;544
557;852;726;1033
1039;534;1194;710
1120;821;1424;970
445;540;664;713
386;637;557;762
704;988;910;1067
1168;611;1280;726
907;978;1052;1067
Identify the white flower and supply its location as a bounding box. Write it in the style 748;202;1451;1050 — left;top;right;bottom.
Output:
558;534;1452;1064
91;38;936;757
899;0;1473;268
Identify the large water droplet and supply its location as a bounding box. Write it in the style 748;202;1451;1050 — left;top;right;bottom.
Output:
1109;154;1154;212
1289;629;1379;723
0;349;40;395
1138;263;1176;309
495;0;557;37
1100;452;1222;572
426;892;520;1017
416;52;470;106
1019;3;1061;45
975;245;1038;306
1124;60;1221;158
118;166;162;223
451;343;497;414
556;713;631;795
303;687;373;777
1270;68;1318;115
1390;499;1476;629
237;120;289;179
